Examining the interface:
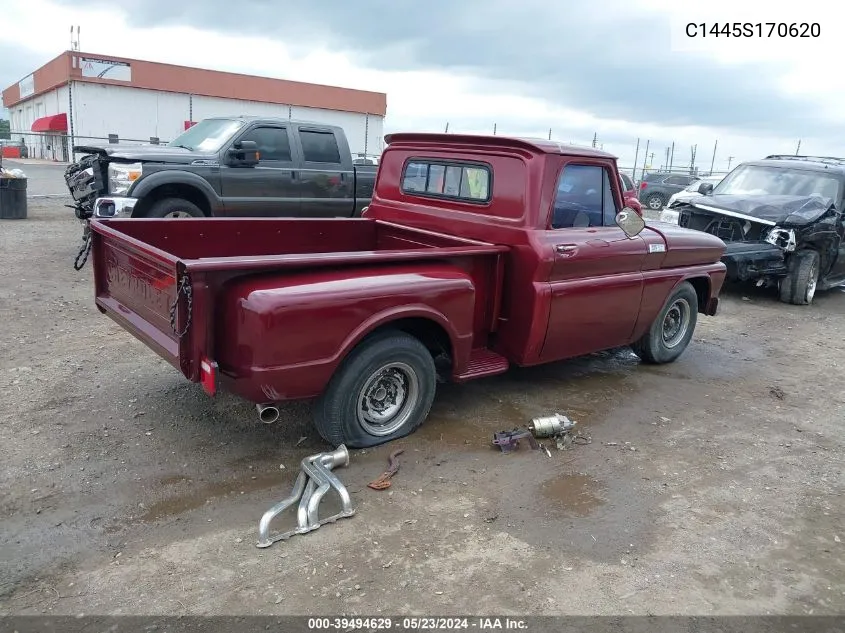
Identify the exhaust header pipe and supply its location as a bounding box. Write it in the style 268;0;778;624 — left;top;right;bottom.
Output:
256;403;280;424
256;444;355;548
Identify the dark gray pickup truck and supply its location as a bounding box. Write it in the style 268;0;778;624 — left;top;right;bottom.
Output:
64;116;377;232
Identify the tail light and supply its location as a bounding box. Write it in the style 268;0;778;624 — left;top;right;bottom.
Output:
640;181;648;189
200;358;218;396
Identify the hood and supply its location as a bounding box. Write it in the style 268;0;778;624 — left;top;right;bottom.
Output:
73;143;216;164
686;193;835;227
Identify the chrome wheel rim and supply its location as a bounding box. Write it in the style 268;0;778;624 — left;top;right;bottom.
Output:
648;195;663;210
356;362;419;436
662;297;691;348
163;210;194;218
806;260;818;302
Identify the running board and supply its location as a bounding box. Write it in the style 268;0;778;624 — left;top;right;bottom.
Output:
453;349;509;382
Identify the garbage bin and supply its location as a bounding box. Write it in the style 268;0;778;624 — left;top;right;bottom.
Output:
0;178;27;219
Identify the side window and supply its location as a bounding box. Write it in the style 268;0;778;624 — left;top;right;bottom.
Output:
551;164;603;228
238;127;291;162
300;130;341;163
602;169;619;225
400;160;491;203
664;175;689;186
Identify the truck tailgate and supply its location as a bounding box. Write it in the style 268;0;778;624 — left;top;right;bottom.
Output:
91;222;190;377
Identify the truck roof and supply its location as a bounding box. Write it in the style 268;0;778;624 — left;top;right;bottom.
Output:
384;132;617;159
751;155;845;175
205;115;343;129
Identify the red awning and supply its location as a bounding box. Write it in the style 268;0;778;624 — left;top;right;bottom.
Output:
31;113;68;132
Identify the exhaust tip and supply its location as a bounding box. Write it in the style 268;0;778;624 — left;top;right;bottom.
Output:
257;404;280;424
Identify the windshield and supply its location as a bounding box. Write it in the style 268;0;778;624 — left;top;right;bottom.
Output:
713;164;840;199
167;119;246;152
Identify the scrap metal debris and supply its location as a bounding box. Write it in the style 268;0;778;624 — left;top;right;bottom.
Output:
492;428;539;453
368;449;404;490
256;444;355;548
529;412;590;450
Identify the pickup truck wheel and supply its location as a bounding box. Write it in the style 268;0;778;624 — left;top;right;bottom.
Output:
779;249;819;305
145;197;204;218
631;281;698;364
314;331;436;448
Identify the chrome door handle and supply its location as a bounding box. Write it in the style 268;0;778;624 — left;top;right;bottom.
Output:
555;244;578;254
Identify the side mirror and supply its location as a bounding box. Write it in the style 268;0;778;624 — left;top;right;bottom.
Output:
698;182;714;195
616;207;646;238
227;140;259;167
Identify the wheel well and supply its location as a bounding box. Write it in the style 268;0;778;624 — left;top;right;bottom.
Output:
365;317;453;361
685;276;710;313
132;184;211;217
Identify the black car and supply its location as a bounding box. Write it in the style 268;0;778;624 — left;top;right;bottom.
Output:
638;172;699;211
668;155;845;305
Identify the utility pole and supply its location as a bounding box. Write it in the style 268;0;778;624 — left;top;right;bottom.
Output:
709;139;718;175
665;146;670;171
669;142;675;171
648;152;655;168
548;128;552;140
690;144;698;175
493;123;497;136
727;156;735;171
633;138;641;182
795;139;801;155
642;140;650;177
592;132;597;148
444;122;449;133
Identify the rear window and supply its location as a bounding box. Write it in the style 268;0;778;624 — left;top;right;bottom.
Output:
300;130;341;163
401;160;491;203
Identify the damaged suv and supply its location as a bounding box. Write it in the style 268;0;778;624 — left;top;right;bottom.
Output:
667;155;845;305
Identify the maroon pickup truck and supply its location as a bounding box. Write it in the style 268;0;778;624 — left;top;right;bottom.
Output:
89;133;727;447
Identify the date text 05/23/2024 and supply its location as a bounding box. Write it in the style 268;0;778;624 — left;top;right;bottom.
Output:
684;22;820;38
306;617;529;630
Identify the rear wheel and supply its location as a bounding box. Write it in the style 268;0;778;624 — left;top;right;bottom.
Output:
145;197;204;218
779;249;819;305
631;281;698;364
314;331;437;448
646;193;666;210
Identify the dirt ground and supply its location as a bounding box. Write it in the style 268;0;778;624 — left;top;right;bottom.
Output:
1;199;843;617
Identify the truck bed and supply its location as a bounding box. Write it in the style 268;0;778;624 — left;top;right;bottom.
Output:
90;217;505;386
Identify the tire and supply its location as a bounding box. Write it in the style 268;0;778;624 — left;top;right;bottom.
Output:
314;330;437;448
144;197;204;218
631;281;698;364
646;193;666;211
779;249;819;305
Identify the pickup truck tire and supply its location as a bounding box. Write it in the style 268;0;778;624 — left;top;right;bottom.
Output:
779;249;819;305
631;281;698;364
314;331;437;448
145;197;205;218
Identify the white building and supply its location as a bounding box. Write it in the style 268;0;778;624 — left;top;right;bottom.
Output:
2;51;387;162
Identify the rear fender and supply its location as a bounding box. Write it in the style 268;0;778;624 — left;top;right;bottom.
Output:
216;263;478;403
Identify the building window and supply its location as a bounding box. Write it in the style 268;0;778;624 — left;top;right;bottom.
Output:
401;160;491;203
551;164;619;229
300;130;341;163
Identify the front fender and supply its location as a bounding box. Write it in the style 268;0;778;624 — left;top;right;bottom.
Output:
215;262;477;403
128;170;222;212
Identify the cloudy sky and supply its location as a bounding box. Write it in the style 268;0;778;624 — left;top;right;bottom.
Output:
0;0;837;171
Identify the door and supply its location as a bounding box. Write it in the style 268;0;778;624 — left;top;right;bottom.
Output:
294;127;355;217
827;191;845;282
539;162;648;362
219;125;300;216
